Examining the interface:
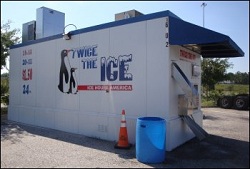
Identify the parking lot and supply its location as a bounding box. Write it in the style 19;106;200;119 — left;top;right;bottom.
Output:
1;108;249;168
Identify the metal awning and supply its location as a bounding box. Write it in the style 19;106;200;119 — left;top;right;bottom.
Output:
169;16;244;58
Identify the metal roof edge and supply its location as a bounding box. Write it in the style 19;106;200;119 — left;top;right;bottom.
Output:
227;38;245;56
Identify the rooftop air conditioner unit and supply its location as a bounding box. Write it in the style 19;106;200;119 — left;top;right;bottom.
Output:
22;20;36;43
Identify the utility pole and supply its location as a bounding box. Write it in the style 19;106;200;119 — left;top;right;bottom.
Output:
201;2;207;27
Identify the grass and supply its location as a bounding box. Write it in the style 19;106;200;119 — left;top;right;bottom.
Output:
215;84;249;95
201;99;216;107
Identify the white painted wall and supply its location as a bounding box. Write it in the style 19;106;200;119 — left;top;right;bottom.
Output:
8;16;202;151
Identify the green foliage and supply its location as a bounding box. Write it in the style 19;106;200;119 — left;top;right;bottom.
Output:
1;107;8;115
1;20;19;106
234;71;249;84
1;94;9;105
1;76;9;96
215;84;249;95
1;20;20;70
201;99;215;107
225;71;249;84
1;72;9;78
201;88;223;106
203;89;223;100
201;58;233;91
201;84;249;107
225;72;234;82
1;73;9;105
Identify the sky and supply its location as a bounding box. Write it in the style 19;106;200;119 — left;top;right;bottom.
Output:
1;1;249;74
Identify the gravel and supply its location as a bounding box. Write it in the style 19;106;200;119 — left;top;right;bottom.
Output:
1;108;249;168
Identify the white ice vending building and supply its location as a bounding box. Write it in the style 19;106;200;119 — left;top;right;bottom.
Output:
8;9;244;151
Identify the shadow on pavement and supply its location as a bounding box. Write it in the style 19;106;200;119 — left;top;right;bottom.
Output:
1;120;249;168
1;120;135;160
158;134;249;168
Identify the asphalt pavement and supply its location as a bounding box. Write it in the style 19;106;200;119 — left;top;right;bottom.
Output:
1;108;249;168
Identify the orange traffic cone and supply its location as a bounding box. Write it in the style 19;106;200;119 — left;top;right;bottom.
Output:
114;109;131;149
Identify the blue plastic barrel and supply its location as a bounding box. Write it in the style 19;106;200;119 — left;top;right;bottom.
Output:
136;117;166;163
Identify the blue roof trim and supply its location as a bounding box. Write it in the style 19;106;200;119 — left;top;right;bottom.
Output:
169;16;244;58
10;34;62;49
10;10;180;49
10;9;244;58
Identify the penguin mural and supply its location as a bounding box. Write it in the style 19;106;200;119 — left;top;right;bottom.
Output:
58;50;70;93
67;68;78;94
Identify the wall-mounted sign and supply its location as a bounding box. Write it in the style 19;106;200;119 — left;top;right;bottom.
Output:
57;45;133;94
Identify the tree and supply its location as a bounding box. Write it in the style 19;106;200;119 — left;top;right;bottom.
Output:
234;71;249;84
201;58;233;92
225;72;235;83
1;74;9;96
1;20;20;70
225;71;249;84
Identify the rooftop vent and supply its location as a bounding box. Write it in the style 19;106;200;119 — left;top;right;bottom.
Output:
115;10;143;21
